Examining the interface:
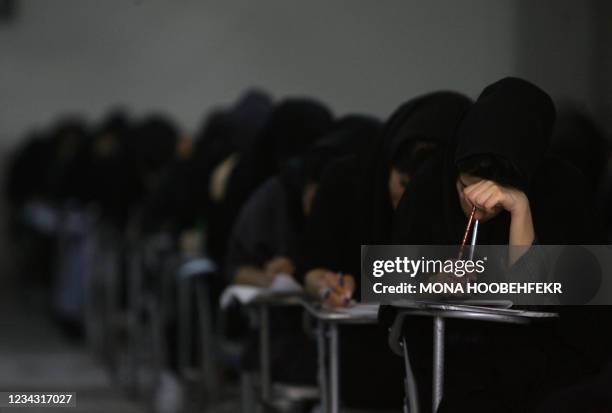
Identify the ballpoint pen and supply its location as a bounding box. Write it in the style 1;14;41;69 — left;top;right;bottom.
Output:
458;206;477;259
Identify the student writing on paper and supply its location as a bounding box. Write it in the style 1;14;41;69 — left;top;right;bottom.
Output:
297;92;472;410
227;116;386;388
299;92;472;308
226;117;380;287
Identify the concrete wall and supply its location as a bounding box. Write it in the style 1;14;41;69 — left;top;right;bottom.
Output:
0;0;609;145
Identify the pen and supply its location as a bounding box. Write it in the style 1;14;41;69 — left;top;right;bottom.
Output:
458;206;477;259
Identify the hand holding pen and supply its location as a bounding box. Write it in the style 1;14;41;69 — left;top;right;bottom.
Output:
319;272;355;308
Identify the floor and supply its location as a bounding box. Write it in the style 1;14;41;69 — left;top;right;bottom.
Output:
0;282;148;413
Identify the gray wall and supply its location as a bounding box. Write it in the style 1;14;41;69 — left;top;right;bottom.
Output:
0;0;609;145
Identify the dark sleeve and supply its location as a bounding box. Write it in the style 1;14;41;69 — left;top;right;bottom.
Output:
225;177;283;281
392;156;445;245
295;158;359;283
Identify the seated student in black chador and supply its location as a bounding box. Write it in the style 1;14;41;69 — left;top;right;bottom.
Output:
210;99;333;271
392;77;611;412
300;91;472;306
226;116;380;386
138;89;273;237
226;116;380;288
297;92;472;409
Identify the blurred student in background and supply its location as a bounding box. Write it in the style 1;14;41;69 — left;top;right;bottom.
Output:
207;98;333;271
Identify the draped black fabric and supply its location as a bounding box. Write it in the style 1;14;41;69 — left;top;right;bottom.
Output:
127;115;179;178
455;78;555;189
394;77;604;246
299;91;472;286
225;177;298;280
296;156;361;278
6;132;54;206
227;89;274;152
138;91;274;236
390;78;610;412
228;116;381;386
86;111;143;228
209;98;333;267
226;115;381;280
191;89;274;192
363;91;473;246
278;115;382;231
296;92;471;410
44;118;91;203
139;158;200;234
224;98;334;211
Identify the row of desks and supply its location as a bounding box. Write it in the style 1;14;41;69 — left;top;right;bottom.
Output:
250;294;557;413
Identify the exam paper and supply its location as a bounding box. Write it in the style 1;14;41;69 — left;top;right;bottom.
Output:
219;273;303;309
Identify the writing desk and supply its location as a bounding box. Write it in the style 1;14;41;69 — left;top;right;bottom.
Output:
248;293;308;403
301;301;380;413
388;300;558;412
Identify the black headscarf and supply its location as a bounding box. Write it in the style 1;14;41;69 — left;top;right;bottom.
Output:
394;77;604;246
455;78;555;189
225;116;381;279
192;89;273;166
363;91;474;244
209;98;332;266
192;91;274;212
45;117;91;203
279;115;382;233
139;90;275;235
87;110;142;227
228;89;274;152
6;131;54;206
233;97;334;185
128;115;179;177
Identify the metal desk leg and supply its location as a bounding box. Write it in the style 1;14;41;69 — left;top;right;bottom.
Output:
402;336;420;413
330;323;340;413
195;279;218;398
317;321;329;413
260;305;271;402
177;277;191;375
432;316;445;413
241;371;256;413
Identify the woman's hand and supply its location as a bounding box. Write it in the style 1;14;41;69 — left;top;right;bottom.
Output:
462;180;529;219
462;179;535;256
305;269;355;308
234;257;295;288
265;256;295;278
